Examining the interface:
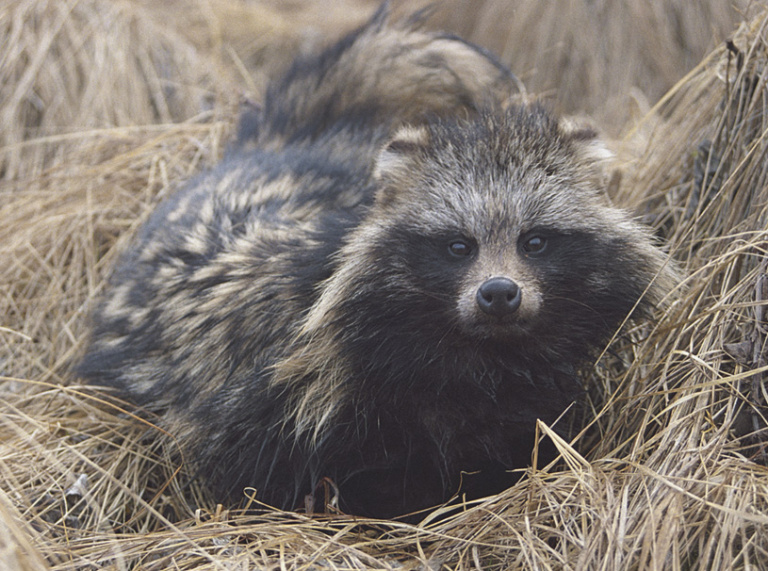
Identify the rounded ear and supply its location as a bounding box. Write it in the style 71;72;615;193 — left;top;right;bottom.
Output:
560;116;615;188
560;116;614;163
373;125;430;206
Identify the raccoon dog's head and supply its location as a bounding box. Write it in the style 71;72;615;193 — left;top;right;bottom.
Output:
362;105;674;348
303;105;674;372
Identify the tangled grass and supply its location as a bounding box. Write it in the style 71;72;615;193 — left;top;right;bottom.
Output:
2;1;768;569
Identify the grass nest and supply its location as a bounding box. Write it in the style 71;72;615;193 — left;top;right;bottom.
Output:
2;1;768;569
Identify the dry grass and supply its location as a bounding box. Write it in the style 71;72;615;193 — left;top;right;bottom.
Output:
3;0;768;569
411;0;753;134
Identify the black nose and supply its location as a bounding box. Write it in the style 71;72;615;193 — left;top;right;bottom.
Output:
476;277;521;316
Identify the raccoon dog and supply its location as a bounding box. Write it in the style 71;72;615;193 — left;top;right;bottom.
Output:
78;9;675;518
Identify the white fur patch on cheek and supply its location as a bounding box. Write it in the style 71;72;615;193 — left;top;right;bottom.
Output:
456;286;478;325
517;284;543;321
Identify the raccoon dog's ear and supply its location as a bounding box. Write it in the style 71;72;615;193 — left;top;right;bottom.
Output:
560;116;615;189
373;125;430;206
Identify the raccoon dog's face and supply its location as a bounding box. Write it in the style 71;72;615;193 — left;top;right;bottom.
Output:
360;106;670;348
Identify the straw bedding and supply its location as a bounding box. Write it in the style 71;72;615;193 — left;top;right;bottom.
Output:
2;1;768;569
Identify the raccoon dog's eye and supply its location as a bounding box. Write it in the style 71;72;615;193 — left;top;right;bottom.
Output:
448;240;473;257
521;235;547;256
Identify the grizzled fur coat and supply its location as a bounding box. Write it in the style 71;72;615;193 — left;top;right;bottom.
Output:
79;8;675;518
